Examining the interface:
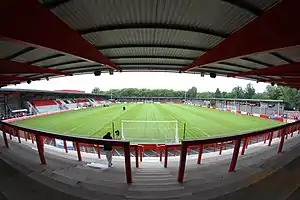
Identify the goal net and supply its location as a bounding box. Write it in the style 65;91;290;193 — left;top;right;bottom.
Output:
121;120;179;144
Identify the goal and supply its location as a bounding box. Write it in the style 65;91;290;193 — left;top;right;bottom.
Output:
121;120;179;144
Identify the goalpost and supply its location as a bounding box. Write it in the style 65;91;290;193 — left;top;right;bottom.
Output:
121;120;179;144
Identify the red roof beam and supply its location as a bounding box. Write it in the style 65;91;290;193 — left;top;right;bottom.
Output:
0;0;119;71
0;59;71;75
181;0;300;72
0;75;31;81
257;77;300;84
228;62;300;78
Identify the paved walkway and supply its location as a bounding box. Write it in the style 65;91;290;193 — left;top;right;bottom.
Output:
1;132;300;200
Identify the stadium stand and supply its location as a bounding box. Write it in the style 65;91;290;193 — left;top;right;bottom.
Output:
31;99;61;114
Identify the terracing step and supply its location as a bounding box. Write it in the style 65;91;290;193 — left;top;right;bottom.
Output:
126;162;191;199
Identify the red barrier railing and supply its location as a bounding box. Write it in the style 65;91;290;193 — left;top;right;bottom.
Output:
0;121;133;184
177;121;300;183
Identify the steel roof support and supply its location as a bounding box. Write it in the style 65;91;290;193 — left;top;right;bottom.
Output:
0;0;119;71
228;62;300;77
181;0;300;72
0;59;70;75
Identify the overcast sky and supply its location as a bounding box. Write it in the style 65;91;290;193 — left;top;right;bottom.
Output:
4;72;269;93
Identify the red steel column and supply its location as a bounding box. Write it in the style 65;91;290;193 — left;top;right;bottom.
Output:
229;138;242;172
197;144;204;164
278;129;286;154
124;145;132;184
35;134;46;165
75;142;82;161
63;140;68;153
24;131;28;142
164;145;169;168
177;143;188;183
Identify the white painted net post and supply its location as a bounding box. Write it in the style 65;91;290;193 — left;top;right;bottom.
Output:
121;120;125;140
175;120;179;143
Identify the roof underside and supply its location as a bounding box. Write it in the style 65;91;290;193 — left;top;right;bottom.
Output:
1;0;300;89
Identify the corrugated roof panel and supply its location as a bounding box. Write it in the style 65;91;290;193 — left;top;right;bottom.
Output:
52;0;255;34
119;64;182;69
202;63;250;72
13;48;59;62
275;46;300;62
33;55;80;67
84;29;223;49
0;41;28;59
242;0;280;10
112;58;191;65
246;53;288;66
191;68;231;75
223;58;266;69
101;47;204;58
65;66;105;72
53;62;98;70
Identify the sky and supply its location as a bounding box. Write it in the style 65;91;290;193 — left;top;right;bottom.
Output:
4;72;269;93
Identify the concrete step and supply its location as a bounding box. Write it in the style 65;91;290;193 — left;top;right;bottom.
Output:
125;190;192;199
128;184;184;192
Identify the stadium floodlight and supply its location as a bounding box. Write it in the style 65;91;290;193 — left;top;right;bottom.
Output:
27;80;31;84
109;69;114;75
271;82;275;86
121;120;179;144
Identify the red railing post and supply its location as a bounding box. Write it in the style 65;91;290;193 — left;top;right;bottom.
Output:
268;132;274;146
9;127;12;140
135;146;139;168
197;144;204;164
263;134;267;144
228;138;242;172
278;129;286;154
159;145;163;162
213;143;216;152
16;129;21;143
35;134;46;165
177;143;188;183
140;146;143;162
173;147;176;156
164;145;169;168
84;145;88;153
63;140;68;153
96;145;101;159
1;126;9;148
219;143;223;155
75;142;82;161
241;137;248;156
31;133;34;144
124;145;132;184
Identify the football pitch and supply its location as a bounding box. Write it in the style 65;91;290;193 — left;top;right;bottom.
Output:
13;104;281;143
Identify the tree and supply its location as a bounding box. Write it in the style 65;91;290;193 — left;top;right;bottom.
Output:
244;83;255;99
187;87;197;98
231;86;244;98
215;88;222;98
253;92;269;99
92;87;101;93
265;85;283;100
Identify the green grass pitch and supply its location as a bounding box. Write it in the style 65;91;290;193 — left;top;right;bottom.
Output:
13;104;281;143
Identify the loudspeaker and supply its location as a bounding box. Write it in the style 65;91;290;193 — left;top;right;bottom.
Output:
109;69;114;75
94;70;101;76
210;73;216;78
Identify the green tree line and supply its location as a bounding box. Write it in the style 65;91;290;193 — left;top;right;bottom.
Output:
92;83;300;110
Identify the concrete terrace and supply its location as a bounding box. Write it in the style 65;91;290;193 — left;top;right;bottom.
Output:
1;132;300;200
